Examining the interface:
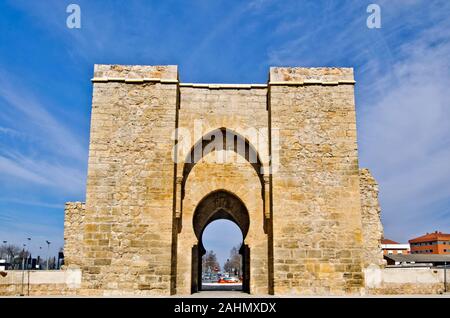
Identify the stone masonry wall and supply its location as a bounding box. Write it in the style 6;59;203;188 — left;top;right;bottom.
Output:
178;86;269;164
365;266;450;295
61;65;388;296
64;202;86;267
0;269;82;296
82;65;179;295
359;169;384;268
176;85;269;294
269;67;365;295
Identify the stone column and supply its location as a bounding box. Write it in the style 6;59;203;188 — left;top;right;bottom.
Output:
263;175;271;219
175;177;183;218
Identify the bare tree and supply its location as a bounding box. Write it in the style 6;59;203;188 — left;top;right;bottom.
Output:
202;250;220;273
223;245;242;275
0;244;27;269
0;245;7;260
7;245;22;262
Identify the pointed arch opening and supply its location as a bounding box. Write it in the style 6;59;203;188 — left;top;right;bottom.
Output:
181;128;265;200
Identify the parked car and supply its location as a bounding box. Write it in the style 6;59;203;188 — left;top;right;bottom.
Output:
218;277;240;283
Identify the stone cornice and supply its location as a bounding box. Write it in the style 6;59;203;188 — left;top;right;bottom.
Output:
91;78;355;86
180;83;267;89
91;77;179;84
269;80;355;86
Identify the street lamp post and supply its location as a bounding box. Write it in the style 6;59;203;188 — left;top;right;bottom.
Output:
2;241;7;266
46;241;51;270
0;241;5;260
21;244;26;296
26;238;31;296
38;247;42;270
3;241;8;262
445;261;447;293
27;238;31;270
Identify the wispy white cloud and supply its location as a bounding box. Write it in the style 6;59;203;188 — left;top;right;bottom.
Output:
0;126;22;137
264;0;450;241
267;3;368;66
0;155;50;185
0;71;87;162
183;0;276;73
0;197;62;209
0;151;85;195
6;0;197;67
0;68;87;196
358;16;450;240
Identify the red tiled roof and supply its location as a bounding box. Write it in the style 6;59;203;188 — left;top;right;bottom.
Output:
409;231;450;243
381;239;399;244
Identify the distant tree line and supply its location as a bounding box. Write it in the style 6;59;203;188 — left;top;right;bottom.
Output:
0;244;28;265
223;245;242;276
202;250;220;273
0;243;59;270
201;245;243;276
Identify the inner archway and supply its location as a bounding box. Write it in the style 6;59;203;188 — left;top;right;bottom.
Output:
191;190;250;293
201;220;243;291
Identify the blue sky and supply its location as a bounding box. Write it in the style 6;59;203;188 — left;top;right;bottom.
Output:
202;220;242;267
0;0;449;263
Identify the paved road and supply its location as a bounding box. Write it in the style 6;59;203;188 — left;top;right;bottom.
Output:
191;291;253;298
201;282;243;292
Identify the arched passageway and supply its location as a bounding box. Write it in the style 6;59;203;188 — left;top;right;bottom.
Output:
191;190;251;293
173;128;270;295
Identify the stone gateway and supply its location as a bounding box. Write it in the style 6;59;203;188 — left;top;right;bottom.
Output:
64;64;384;296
